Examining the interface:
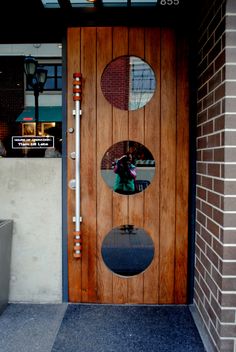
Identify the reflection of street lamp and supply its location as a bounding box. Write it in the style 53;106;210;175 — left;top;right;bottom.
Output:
24;56;47;134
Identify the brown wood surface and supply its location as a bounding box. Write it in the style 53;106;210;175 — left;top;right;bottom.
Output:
67;26;189;304
143;27;161;304
128;27;145;304
159;29;177;304
96;27;113;303
112;27;129;303
67;27;82;302
175;32;189;304
80;28;97;302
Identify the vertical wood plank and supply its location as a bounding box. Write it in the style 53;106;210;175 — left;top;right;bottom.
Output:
143;27;161;304
67;27;82;302
128;27;145;304
128;27;145;143
97;27;113;303
159;28;177;304
127;191;144;303
112;27;129;142
80;27;97;302
112;27;129;304
175;32;189;304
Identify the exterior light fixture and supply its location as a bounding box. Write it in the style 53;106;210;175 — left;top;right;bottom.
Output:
24;56;48;132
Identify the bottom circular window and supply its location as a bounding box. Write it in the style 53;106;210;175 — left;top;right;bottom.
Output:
101;225;154;277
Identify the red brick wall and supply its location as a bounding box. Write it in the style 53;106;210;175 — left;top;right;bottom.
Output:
0;56;24;120
0;121;9;140
0;56;24;153
195;0;236;351
101;56;130;110
101;141;127;169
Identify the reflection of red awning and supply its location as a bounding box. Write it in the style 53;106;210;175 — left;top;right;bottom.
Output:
22;117;34;121
16;106;62;122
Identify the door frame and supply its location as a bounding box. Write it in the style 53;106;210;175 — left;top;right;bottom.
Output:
62;26;195;304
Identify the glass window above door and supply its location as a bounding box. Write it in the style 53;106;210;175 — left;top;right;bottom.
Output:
41;0;160;7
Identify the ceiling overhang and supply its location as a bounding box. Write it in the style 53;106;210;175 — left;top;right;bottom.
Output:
0;0;192;43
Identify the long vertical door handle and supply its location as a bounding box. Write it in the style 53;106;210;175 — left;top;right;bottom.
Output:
72;73;82;258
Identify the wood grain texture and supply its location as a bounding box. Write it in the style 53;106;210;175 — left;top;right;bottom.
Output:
67;27;82;302
80;27;97;302
159;28;177;304
127;27;145;304
112;26;129;304
97;27;113;303
175;32;189;304
67;27;189;304
143;27;161;304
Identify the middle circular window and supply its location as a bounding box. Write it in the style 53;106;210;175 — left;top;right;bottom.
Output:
101;140;155;195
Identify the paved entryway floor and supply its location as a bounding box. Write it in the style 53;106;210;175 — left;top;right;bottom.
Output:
0;304;206;352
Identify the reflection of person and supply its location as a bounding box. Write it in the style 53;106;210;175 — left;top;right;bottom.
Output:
23;123;35;136
113;153;136;194
0;139;6;157
45;138;62;158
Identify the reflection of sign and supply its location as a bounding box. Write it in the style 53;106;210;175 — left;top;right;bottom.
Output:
12;136;54;149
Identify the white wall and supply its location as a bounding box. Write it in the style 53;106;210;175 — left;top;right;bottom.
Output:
0;158;62;303
0;43;62;57
25;91;62;107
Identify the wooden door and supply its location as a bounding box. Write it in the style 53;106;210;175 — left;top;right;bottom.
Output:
67;27;189;304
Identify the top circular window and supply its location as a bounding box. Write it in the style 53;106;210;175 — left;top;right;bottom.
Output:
101;56;156;111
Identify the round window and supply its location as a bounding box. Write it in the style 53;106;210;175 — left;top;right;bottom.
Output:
101;140;155;195
101;225;154;277
101;55;156;111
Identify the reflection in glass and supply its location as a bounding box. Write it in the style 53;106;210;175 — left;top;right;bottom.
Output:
0;121;62;158
102;225;154;277
101;140;155;195
101;55;156;111
0;56;62;158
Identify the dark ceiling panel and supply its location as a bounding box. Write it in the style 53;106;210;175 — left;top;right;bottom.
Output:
58;0;72;9
0;0;194;43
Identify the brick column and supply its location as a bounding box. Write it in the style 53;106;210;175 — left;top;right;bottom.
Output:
195;0;236;351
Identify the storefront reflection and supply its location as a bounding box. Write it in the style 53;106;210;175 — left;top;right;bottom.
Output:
102;225;155;277
0;121;62;158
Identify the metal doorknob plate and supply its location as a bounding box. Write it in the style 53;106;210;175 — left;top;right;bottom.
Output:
68;179;76;189
70;152;76;159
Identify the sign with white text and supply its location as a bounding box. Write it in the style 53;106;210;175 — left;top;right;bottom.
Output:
12;136;54;149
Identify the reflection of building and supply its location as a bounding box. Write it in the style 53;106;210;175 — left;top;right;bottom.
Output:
129;56;156;110
101;56;130;110
101;56;155;111
0;44;62;157
101;140;154;170
0;56;24;153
